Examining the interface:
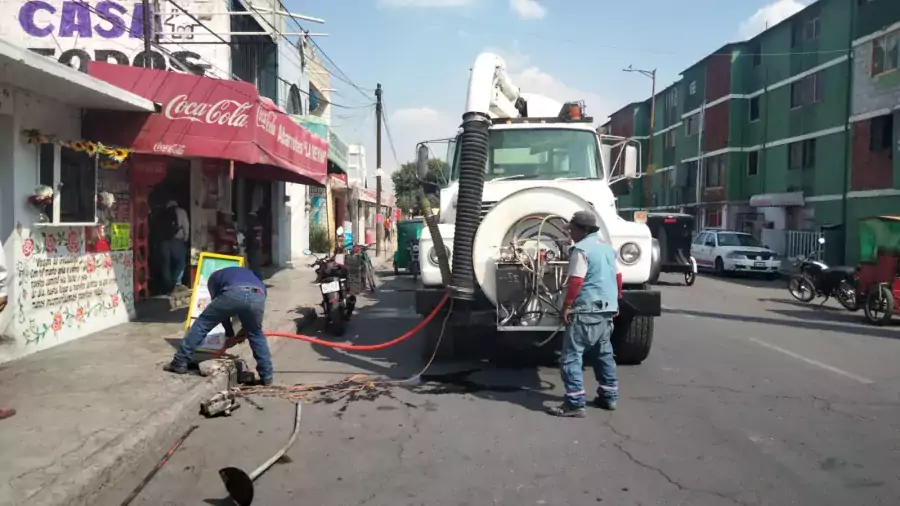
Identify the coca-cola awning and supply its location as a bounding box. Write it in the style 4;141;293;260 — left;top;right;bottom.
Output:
83;62;327;186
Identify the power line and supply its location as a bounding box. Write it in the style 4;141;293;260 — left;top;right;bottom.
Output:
380;99;401;167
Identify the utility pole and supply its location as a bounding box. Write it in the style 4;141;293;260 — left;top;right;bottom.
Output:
141;0;152;67
623;65;657;207
375;83;383;256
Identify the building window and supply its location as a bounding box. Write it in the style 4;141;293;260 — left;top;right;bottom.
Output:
704;154;725;188
870;114;894;152
664;129;676;148
38;143;98;224
792;15;820;46
749;96;760;121
748;151;759;176
751;43;762;67
788;139;817;170
685;114;699;136
790;72;824;108
705;207;722;229
689;81;697;95
872;31;899;76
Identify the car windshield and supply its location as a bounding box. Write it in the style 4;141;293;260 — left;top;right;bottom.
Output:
451;128;603;181
717;233;761;247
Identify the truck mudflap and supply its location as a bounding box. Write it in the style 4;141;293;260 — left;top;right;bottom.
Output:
619;289;661;317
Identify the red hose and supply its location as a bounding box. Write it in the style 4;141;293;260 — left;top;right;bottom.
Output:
212;291;449;358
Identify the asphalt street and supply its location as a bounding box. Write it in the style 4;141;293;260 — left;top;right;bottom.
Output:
101;269;900;506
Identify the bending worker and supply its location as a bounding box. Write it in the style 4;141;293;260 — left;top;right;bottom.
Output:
165;266;273;385
548;211;622;418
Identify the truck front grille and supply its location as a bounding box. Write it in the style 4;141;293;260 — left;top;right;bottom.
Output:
480;201;497;221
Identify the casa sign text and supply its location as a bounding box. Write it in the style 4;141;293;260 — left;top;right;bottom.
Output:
12;0;212;74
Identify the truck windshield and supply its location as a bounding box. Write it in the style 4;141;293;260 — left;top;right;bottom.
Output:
450;128;603;181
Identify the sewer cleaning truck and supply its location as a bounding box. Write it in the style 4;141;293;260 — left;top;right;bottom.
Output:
414;52;661;364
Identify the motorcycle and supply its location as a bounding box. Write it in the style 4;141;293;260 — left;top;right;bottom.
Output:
787;237;859;311
408;239;420;282
304;249;356;336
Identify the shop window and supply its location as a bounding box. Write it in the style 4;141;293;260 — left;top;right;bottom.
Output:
870;114;894;152
705;207;722;229
749;96;760;121
689;81;697;96
38;143;98;224
748;151;759;176
872;31;899;77
788;139;816;170
704;154;725;188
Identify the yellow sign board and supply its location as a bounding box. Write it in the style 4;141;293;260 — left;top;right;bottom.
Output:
184;252;245;351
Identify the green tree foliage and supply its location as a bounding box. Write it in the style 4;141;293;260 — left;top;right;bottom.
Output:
392;158;447;215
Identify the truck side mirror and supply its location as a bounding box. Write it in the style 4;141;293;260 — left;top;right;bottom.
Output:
416;144;429;180
624;145;638;179
600;144;611;177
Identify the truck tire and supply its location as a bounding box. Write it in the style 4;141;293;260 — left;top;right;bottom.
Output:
611;314;653;365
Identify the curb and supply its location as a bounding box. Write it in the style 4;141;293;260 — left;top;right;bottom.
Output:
81;312;303;505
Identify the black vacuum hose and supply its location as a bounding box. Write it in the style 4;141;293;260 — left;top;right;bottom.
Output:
418;191;451;286
450;112;491;300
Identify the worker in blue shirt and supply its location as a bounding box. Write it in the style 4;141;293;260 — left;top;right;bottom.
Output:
165;267;273;385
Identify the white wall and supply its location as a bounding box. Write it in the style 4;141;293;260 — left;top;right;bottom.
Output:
0;0;232;78
0;87;134;364
286;182;309;263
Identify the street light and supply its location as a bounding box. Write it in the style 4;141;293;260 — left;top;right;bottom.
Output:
623;65;657;208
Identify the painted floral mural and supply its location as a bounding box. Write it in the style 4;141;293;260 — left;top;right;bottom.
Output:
13;227;134;346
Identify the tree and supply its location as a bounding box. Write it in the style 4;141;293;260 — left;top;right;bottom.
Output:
392;158;447;216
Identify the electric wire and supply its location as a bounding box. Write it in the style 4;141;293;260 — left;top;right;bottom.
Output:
380;99;402;166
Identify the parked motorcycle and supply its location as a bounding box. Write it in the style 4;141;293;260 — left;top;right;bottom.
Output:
304;249;356;336
408;239;420;282
787;237;859;311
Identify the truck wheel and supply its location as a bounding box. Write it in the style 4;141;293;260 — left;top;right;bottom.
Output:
611;314;653;365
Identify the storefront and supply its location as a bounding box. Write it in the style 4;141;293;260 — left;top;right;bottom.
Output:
82;62;328;298
0;39;157;363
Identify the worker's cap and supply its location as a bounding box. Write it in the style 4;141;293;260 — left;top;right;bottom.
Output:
567;211;598;229
166;200;178;208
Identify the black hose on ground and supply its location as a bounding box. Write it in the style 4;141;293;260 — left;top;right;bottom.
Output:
449;112;491;300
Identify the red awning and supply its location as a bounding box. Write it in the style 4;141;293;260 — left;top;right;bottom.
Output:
84;62;327;186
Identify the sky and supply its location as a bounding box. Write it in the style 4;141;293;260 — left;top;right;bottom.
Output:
288;0;813;189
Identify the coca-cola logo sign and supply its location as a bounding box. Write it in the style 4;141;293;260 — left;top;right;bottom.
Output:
256;107;277;135
163;94;252;127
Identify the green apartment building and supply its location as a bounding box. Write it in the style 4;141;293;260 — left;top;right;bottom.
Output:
606;0;900;264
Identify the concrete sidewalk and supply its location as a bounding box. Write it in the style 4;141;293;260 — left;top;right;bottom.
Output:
0;266;323;506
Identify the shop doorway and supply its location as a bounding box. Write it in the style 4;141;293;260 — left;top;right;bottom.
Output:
147;160;191;295
234;179;273;276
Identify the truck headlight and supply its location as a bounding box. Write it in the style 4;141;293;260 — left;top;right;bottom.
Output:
619;242;641;265
428;246;451;266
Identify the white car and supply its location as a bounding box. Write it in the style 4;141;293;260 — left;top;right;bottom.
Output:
690;230;781;278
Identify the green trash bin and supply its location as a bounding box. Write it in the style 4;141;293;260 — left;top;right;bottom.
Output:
393;218;425;275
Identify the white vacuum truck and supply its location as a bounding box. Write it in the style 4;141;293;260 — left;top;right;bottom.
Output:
414;52;661;364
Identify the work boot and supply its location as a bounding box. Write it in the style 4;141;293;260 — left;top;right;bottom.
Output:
164;361;189;375
546;402;586;418
0;408;16;420
592;398;618;411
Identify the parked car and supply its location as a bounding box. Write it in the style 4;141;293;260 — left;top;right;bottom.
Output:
690;229;781;278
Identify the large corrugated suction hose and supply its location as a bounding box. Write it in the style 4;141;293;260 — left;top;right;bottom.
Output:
450;112;491;300
418;191;451;286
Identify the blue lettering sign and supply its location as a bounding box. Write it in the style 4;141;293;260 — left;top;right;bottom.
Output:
17;1;145;39
18;1;55;37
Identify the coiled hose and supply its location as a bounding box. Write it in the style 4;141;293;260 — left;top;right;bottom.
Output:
450;112;491;300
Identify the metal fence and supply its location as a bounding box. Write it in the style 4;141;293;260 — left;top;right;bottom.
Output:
785;230;824;261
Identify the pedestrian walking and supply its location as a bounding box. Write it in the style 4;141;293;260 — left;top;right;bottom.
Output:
383;215;392;245
159;200;190;293
165;266;273;385
548;211;622;418
0;240;15;420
